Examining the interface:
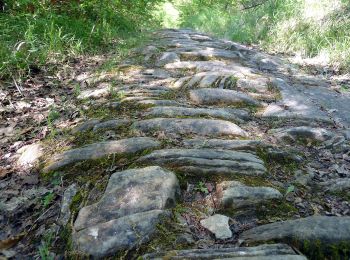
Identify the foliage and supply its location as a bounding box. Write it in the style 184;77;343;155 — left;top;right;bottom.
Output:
177;0;350;72
0;0;166;80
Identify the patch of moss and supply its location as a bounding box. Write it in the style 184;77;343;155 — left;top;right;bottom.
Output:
293;239;350;259
256;200;297;221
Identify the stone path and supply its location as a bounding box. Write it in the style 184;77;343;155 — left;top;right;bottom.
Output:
44;29;350;258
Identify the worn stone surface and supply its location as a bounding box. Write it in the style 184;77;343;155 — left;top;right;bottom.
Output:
321;178;350;192
138;149;266;176
190;88;260;106
179;49;243;61
182;139;264;152
217;181;282;209
74;166;179;231
74;210;168;258
241;216;350;246
144;106;249;122
200;214;232;239
136;99;184;107
156;52;180;66
132;118;248;137
17;143;43;166
43;137;160;172
142;244;307;259
73;166;179;257
236;78;270;93
92;119;130;132
59;184;78;226
271;126;334;143
72;119;101;134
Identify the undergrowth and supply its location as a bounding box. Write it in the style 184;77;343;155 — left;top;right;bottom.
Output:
177;0;350;72
0;0;168;80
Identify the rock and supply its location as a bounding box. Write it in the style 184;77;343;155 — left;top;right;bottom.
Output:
17;143;43;166
200;214;232;239
73;166;179;257
217;181;282;209
137;149;266;176
74;166;180;231
72;119;101;134
77;86;110;100
59;184;78;226
237;78;270;93
165;60;227;71
43;137;160;172
136;99;184;107
241;216;350;256
189;88;260;107
92;119;130;132
271;126;334;144
182;139;264;152
74;210;168;258
179;49;243;61
132;118;247;137
142;243;307;259
144;106;249;123
156;52;180;66
294;169;315;186
321;178;350;192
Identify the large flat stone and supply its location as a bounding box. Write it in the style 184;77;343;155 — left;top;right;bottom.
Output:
179;49;243;61
74;210;167;258
190;88;260;107
182;139;264;152
217;181;282;209
73;166;180;257
43;137;160;172
137;149;266;176
74;166;180;231
144;106;249;122
136;99;184;107
132;118;248;137
271;126;334;143
241;216;350;254
142;243;307;259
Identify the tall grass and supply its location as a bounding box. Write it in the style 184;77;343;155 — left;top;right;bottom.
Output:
0;0;166;80
178;0;350;72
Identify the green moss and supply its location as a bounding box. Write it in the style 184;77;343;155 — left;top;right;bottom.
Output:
256;200;297;221
294;239;350;259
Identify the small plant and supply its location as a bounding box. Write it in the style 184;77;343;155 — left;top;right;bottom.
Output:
42;192;55;208
38;232;54;260
74;83;81;97
194;181;209;194
285;184;295;196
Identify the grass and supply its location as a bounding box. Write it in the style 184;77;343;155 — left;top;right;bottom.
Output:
0;0;168;81
177;0;350;73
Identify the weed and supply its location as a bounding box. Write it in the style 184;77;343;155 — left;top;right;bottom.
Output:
38;232;54;260
42;192;55;208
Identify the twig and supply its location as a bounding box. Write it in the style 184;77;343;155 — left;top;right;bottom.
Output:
241;0;268;11
12;76;23;96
